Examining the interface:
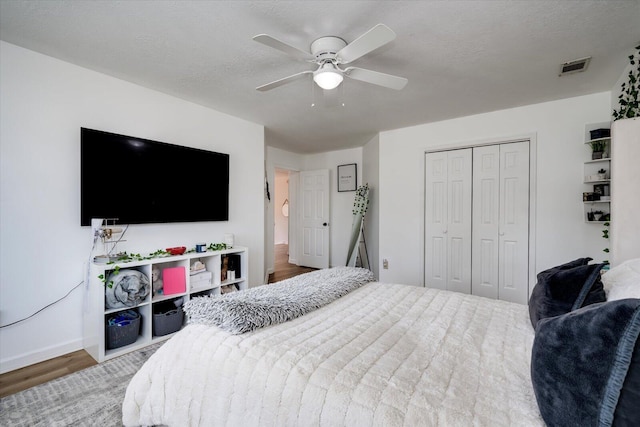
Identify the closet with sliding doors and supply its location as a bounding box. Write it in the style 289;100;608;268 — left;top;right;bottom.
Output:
424;141;531;304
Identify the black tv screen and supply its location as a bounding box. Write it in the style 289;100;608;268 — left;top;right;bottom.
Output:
81;128;229;226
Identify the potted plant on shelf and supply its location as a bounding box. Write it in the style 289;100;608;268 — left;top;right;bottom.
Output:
589;139;606;160
588;209;604;222
597;168;607;180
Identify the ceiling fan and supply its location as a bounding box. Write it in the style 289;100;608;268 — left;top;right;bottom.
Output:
253;24;408;92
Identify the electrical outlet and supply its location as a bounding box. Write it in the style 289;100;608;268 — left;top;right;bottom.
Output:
383;259;389;269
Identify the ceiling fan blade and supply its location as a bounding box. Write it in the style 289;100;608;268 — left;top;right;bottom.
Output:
344;67;408;90
253;34;315;61
336;24;396;64
256;70;313;92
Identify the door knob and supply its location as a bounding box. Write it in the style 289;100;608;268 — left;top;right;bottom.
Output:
443;230;448;234
323;222;328;226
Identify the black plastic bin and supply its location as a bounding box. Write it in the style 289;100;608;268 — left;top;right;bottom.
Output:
106;310;140;350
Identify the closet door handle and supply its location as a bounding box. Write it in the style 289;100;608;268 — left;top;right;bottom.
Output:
499;231;505;236
443;230;448;234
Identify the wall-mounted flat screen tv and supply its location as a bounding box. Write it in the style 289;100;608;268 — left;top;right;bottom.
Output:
81;128;229;226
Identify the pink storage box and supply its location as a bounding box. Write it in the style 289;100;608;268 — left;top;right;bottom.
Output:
162;267;186;295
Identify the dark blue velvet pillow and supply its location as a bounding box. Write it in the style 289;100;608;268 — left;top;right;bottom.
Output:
541;257;593;273
528;258;605;328
531;299;640;427
614;336;640;426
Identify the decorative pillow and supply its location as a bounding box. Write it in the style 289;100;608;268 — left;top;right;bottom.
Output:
613;335;640;425
603;258;640;301
531;299;640;427
184;267;375;334
528;258;605;328
540;257;594;273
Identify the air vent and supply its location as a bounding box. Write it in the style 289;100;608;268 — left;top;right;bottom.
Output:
559;57;591;76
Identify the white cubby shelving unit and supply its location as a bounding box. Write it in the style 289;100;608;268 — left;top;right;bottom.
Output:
83;246;248;363
583;122;611;224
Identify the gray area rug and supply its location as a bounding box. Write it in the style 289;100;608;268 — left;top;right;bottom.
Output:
0;343;162;426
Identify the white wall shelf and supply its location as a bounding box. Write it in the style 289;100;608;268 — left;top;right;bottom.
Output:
584;137;611;144
583;123;611;225
83;246;248;363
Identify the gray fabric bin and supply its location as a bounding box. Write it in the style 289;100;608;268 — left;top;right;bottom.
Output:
153;308;184;336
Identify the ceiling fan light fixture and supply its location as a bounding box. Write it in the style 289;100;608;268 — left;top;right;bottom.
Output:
313;63;343;90
254;24;405;92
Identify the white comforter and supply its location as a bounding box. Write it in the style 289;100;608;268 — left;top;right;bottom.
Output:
123;282;543;426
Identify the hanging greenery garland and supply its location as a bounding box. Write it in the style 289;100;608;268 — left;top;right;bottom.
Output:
613;44;640;120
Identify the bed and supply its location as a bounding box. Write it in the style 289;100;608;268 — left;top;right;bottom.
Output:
122;268;543;426
123;262;640;427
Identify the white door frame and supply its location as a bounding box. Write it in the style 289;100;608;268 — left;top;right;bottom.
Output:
423;134;537;297
288;171;299;265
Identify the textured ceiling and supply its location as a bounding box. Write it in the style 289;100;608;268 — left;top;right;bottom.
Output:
1;1;639;153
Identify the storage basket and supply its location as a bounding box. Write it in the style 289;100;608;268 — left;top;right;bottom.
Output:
106;310;140;350
590;128;610;139
153;308;184;336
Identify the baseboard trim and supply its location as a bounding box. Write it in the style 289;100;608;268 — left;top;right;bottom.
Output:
0;338;83;374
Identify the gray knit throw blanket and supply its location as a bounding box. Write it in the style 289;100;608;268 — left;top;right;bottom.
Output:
183;267;375;334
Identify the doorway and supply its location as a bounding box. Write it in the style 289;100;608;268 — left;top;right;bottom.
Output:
269;168;316;283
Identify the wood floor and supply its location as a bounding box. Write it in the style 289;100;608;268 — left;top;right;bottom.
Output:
0;349;96;398
1;244;315;398
268;243;316;283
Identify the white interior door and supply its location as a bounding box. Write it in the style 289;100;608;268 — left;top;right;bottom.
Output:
425;152;448;290
299;169;330;269
472;142;530;302
472;145;500;299
424;149;472;292
498;141;530;304
446;149;473;294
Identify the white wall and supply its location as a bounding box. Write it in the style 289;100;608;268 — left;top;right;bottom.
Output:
274;171;289;244
362;135;380;279
379;92;612;287
0;42;265;373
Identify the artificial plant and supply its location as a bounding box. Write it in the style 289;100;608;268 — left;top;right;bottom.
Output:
602;221;610;266
612;44;640;120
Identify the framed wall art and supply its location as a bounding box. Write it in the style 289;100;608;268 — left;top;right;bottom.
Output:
338;163;357;192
